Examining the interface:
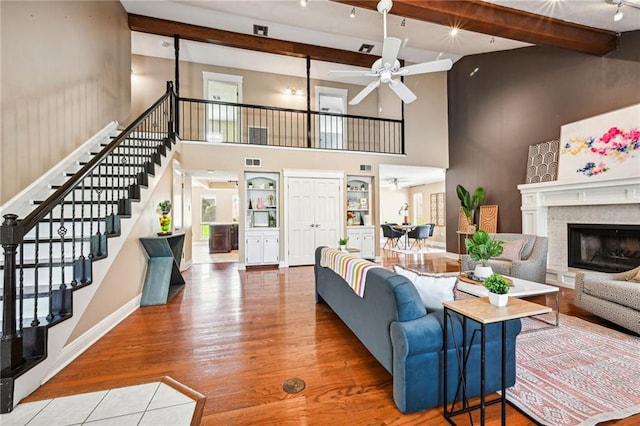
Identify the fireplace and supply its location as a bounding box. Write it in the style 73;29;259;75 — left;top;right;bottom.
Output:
567;223;640;273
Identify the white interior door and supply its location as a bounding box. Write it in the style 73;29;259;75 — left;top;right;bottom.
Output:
314;178;342;249
203;71;242;142
287;177;317;266
286;176;342;266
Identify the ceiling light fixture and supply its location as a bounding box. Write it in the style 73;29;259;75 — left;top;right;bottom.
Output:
450;27;459;37
401;17;406;27
350;7;356;18
300;0;308;7
614;3;624;20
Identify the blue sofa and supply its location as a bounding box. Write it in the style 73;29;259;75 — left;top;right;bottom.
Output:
314;247;522;413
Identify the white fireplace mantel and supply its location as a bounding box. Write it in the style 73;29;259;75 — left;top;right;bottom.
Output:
518;177;640;236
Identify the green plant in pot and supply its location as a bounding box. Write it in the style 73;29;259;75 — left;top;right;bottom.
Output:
483;273;510;307
339;237;349;251
464;230;504;279
456;185;485;231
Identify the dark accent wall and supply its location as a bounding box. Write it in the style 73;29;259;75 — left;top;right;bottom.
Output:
446;31;640;252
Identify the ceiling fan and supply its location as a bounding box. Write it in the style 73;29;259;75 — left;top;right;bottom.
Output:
329;0;453;105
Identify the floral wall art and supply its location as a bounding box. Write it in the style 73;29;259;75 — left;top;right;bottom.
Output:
558;104;640;181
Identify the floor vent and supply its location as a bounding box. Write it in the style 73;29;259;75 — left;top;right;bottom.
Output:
245;158;261;167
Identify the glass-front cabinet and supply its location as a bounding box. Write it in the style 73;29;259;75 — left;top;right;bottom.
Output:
245;172;279;266
346;176;375;259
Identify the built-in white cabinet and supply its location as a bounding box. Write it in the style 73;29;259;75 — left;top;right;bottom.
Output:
347;227;375;259
245;172;279;266
246;229;279;266
346;176;371;226
346;176;374;259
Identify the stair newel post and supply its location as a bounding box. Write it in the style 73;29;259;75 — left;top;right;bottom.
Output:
167;80;176;140
1;214;25;374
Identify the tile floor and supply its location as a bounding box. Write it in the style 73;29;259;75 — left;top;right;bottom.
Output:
0;381;197;426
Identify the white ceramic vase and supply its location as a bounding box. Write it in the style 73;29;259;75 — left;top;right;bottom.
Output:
489;293;509;307
474;265;493;280
340;245;346;251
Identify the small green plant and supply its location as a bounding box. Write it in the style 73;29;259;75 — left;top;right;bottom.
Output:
456;185;485;224
483;273;510;295
398;202;409;216
464;230;504;266
157;200;172;216
339;237;349;246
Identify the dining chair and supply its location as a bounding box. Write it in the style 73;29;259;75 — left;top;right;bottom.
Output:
381;224;404;249
407;224;434;250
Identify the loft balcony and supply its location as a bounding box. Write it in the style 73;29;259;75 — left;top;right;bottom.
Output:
177;98;404;155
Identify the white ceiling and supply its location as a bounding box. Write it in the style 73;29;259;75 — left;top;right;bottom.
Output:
123;0;640;187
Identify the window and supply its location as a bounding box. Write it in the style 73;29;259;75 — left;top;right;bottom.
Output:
201;196;216;238
413;193;424;225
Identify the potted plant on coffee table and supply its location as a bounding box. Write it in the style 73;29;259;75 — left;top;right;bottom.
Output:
464;230;504;279
483;273;511;307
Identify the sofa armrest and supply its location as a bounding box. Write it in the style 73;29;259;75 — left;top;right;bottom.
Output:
390;314;443;356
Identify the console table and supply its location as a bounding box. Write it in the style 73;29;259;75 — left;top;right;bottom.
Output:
139;233;185;306
443;297;551;425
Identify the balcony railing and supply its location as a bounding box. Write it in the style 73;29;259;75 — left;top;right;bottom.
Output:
178;98;404;154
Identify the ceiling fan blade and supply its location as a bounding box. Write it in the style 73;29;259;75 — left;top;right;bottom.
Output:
389;80;416;104
349;80;380;105
328;70;372;78
381;37;401;69
397;59;453;76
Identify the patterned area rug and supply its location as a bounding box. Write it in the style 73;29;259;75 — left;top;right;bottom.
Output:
390;247;445;255
507;314;640;426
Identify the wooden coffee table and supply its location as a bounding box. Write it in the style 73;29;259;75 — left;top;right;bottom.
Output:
456;275;560;327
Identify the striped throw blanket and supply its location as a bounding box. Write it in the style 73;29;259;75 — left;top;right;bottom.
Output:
320;247;383;297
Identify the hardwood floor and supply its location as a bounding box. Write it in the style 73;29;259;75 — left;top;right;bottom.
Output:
23;250;638;425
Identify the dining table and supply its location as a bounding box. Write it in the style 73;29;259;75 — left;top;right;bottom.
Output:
392;224;415;249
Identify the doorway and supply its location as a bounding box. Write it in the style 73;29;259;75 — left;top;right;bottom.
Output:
203;71;243;143
315;86;347;150
190;169;240;264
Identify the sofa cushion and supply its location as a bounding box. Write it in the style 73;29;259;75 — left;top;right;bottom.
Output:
583;279;640;310
629;269;640;283
495;239;526;261
393;265;457;311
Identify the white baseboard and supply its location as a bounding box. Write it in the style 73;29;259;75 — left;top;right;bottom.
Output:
43;295;141;384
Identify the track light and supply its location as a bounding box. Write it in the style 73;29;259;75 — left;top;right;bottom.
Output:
350;7;356;18
614;4;624;20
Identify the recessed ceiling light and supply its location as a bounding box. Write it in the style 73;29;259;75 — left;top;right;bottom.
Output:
300;0;308;7
350;7;356;18
450;27;459;37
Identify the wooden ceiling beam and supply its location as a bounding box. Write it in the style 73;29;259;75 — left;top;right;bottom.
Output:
128;14;379;69
332;0;618;56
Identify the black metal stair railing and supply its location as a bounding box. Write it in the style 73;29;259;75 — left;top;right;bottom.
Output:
0;82;177;414
178;97;404;154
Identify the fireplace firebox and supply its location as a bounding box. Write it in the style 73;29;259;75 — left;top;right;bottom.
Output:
567;224;640;273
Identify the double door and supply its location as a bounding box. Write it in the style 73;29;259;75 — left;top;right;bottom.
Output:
287;177;342;266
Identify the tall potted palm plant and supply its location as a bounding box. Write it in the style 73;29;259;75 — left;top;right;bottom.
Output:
456;185;485;231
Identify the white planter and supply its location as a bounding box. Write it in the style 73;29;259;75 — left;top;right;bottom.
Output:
474;265;493;279
489;293;509;307
340;245;346;251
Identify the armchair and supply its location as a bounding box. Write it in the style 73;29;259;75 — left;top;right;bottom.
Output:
575;266;640;335
461;233;548;283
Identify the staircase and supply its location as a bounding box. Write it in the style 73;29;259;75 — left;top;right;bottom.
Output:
0;82;177;414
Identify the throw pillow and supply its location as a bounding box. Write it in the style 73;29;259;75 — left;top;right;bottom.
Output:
393;264;457;311
629;268;640;283
495;239;526;262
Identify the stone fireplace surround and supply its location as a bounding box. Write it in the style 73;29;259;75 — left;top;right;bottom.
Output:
518;177;640;287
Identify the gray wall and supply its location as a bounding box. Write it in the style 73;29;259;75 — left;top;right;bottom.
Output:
446;31;640;251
